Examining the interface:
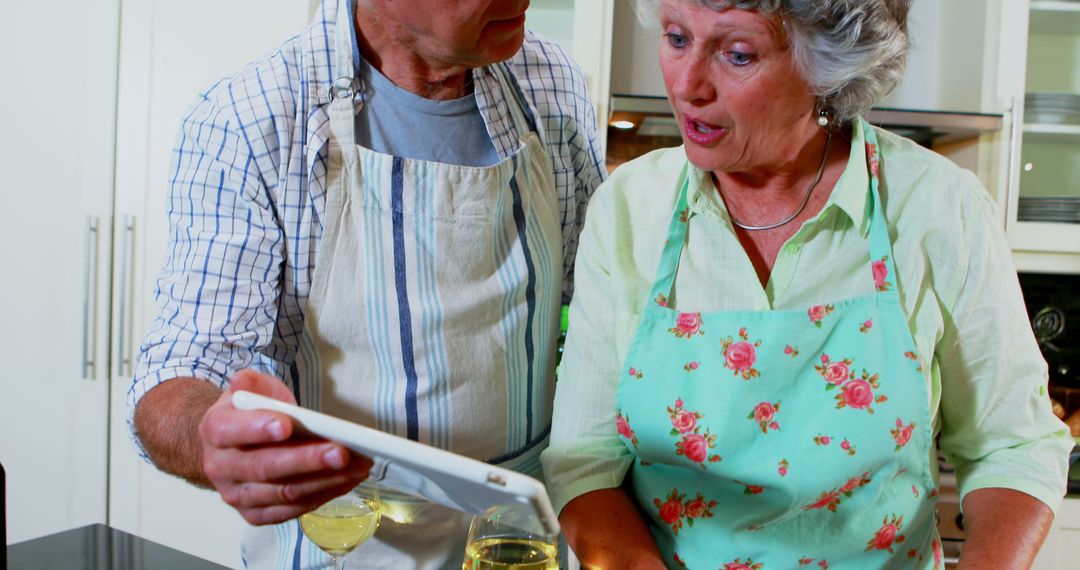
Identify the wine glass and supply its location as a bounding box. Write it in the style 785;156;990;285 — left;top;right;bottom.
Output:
300;484;381;570
462;506;558;570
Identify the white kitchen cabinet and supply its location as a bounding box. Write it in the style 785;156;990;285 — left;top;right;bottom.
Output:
0;0;119;545
1032;497;1080;570
997;0;1080;273
105;2;312;568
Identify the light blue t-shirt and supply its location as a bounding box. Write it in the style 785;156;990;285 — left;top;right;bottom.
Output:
355;55;500;167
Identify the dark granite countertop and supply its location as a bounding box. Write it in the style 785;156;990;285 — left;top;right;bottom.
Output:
7;524;230;569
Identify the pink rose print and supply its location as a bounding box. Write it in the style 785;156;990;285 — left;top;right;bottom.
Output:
627;366;644;380
748;401;781;434
816;361;886;413
669;312;704;338
681;434;709;463
655;491;684;528
859;319;873;334
866;142;879;177
679;208;690;223
778;459;789;477
722;559;764;570
667;400;721;466
805;491;839;511
798;559;814;566
865;514;906;554
841;439;857;456
784;344;799;358
672;409;697;434
615;410;639;447
872;256;891;292
933;538;943;569
673;552;687;568
819;561;830;570
803;471;872;512
736;481;764;496
807;304;835;328
826;362;851;385
683;360;700;372
683;493;717;526
814;434;831;446
912;485;919;498
653;489;715;535
841;379;874;409
904;350;924;372
907;548;918;559
891;418;916;451
815;354;854;387
655;293;668;307
722;327;762;380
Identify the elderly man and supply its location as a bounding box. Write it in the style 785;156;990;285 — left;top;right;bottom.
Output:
128;0;605;567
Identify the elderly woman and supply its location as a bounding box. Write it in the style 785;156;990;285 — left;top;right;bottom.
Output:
541;0;1073;568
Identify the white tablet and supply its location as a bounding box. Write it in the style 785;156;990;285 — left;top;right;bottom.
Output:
231;390;560;536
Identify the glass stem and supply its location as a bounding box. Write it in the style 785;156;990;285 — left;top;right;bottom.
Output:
333;555;345;570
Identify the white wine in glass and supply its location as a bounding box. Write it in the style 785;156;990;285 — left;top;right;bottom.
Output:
301;485;380;570
462;537;558;570
462;509;558;570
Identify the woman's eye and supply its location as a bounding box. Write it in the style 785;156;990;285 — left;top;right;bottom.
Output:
725;51;754;66
664;32;689;49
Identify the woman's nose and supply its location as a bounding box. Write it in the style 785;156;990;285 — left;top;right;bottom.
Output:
670;55;715;104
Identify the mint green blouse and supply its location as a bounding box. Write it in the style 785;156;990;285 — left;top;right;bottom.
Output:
541;123;1073;516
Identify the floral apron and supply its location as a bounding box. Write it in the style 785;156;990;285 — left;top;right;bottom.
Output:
615;121;943;569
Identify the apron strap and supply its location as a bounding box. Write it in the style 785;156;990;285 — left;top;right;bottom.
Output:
646;163;694;306
328;0;359;160
860;119;900;291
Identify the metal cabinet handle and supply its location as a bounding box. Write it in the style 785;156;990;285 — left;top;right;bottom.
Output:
82;217;99;379
116;216;135;377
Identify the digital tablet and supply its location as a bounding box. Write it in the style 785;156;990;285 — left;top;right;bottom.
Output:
231;390;560;536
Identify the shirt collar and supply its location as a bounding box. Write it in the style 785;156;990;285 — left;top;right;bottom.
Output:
687;121;872;238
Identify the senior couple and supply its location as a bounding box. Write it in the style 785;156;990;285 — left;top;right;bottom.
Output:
130;0;1071;568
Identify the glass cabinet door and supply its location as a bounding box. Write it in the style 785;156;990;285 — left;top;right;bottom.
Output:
1013;1;1080;251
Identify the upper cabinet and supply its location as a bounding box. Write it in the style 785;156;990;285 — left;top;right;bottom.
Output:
997;1;1080;271
993;0;1080;273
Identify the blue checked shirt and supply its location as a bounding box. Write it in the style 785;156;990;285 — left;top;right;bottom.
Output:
128;0;606;452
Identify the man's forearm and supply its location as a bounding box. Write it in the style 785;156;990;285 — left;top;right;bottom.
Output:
958;487;1054;569
133;377;222;488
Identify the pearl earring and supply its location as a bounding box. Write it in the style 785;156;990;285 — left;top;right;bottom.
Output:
817;112;829;127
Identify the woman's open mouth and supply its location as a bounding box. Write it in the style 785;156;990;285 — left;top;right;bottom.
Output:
682;116;727;146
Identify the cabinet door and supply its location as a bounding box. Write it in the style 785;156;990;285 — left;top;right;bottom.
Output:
108;1;311;567
0;0;118;544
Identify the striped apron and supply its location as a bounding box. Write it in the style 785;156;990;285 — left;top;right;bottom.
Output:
241;0;562;567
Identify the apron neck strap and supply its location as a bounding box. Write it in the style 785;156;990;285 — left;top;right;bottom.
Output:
328;0;359;153
861;119;899;290
648;118;898;306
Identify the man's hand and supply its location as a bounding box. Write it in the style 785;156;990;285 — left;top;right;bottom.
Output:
135;370;371;525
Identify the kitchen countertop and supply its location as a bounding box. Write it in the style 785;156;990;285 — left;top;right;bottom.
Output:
7;524;229;569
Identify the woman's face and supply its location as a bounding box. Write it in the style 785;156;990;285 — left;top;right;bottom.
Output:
659;1;819;174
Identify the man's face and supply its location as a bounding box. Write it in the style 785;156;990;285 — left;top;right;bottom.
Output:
362;0;531;68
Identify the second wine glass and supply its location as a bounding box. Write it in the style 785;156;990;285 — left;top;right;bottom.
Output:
300;484;381;570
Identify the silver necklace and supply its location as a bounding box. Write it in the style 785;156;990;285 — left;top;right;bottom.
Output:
721;131;832;231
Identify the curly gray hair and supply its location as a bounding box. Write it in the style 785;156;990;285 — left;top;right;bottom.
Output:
632;0;911;125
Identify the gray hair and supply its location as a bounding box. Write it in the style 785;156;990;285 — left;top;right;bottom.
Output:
632;0;911;125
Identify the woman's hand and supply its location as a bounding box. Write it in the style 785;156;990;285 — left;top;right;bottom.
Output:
560;488;666;570
957;487;1054;569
